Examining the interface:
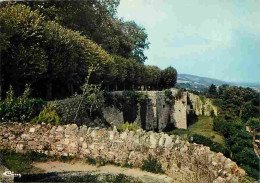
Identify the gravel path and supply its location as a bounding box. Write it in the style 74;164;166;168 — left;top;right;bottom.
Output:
33;161;174;183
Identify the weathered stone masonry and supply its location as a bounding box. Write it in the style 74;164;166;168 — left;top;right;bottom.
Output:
0;123;244;183
51;89;218;132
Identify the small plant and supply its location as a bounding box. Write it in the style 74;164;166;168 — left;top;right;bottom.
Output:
175;88;184;100
86;157;97;165
59;155;74;162
32;104;60;125
164;89;175;106
118;121;140;132
210;110;215;117
122;161;133;168
141;155;165;174
97;157;107;166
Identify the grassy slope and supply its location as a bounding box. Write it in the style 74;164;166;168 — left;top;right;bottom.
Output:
188;116;225;145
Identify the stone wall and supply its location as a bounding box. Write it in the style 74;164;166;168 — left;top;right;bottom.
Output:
49;96;88;125
0;123;244;183
188;93;218;116
50;90;217;132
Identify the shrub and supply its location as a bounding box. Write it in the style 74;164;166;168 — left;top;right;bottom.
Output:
86;157;97;165
122;161;133;168
164;89;175;106
141;155;165;174
210;110;215;117
168;129;190;136
0;85;46;122
97;157;107;166
32;104;60;125
175;88;184;100
192;134;228;155
118;121;140;132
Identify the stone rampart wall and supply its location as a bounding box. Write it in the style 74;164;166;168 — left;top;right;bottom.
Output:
0;123;244;183
188;93;218;116
49;90;218;132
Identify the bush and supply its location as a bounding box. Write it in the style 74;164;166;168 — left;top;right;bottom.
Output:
0;85;46;122
32;104;60;125
118;121;140;132
122;161;133;168
210;110;215;117
141;155;165;174
164;89;175;106
192;134;228;155
86;157;97;165
168;129;190;136
175;88;184;100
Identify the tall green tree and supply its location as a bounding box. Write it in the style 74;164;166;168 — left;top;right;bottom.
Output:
12;0;148;63
160;67;177;89
0;4;48;96
123;21;150;63
208;84;217;97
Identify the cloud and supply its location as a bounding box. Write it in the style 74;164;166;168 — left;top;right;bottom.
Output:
118;0;260;82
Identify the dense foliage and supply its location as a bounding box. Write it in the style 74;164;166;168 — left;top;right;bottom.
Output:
0;85;46;122
0;2;177;100
32;104;60;125
210;85;260;179
192;134;228;155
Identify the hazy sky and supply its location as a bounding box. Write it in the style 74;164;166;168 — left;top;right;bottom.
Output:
118;0;260;83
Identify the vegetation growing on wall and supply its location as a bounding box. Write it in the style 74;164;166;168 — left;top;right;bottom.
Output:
141;155;165;174
164;89;175;106
118;121;140;132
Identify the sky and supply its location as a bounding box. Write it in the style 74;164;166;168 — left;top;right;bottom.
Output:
117;0;260;83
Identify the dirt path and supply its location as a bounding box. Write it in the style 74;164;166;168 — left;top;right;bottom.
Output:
33;161;174;183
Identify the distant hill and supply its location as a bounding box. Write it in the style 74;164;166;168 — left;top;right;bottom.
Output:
176;73;260;92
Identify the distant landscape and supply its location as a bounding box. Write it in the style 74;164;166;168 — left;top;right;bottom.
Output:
177;73;260;92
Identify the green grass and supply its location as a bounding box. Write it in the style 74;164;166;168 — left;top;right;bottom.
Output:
0;150;48;174
188;116;225;145
168;116;227;154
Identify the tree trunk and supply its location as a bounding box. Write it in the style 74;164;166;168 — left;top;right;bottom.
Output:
68;83;73;96
253;129;256;148
46;79;52;100
239;107;242;118
0;80;2;100
0;58;2;100
115;83;118;91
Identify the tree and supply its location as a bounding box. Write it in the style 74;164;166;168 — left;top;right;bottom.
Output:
247;118;260;146
0;3;113;99
208;84;217;97
144;65;161;90
0;4;48;96
160;67;177;89
13;1;146;62
122;21;150;63
113;55;127;90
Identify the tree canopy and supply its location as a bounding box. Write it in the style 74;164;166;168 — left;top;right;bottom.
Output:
0;2;177;99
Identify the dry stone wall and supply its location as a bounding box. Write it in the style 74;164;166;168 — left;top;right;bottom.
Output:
0;123;244;183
